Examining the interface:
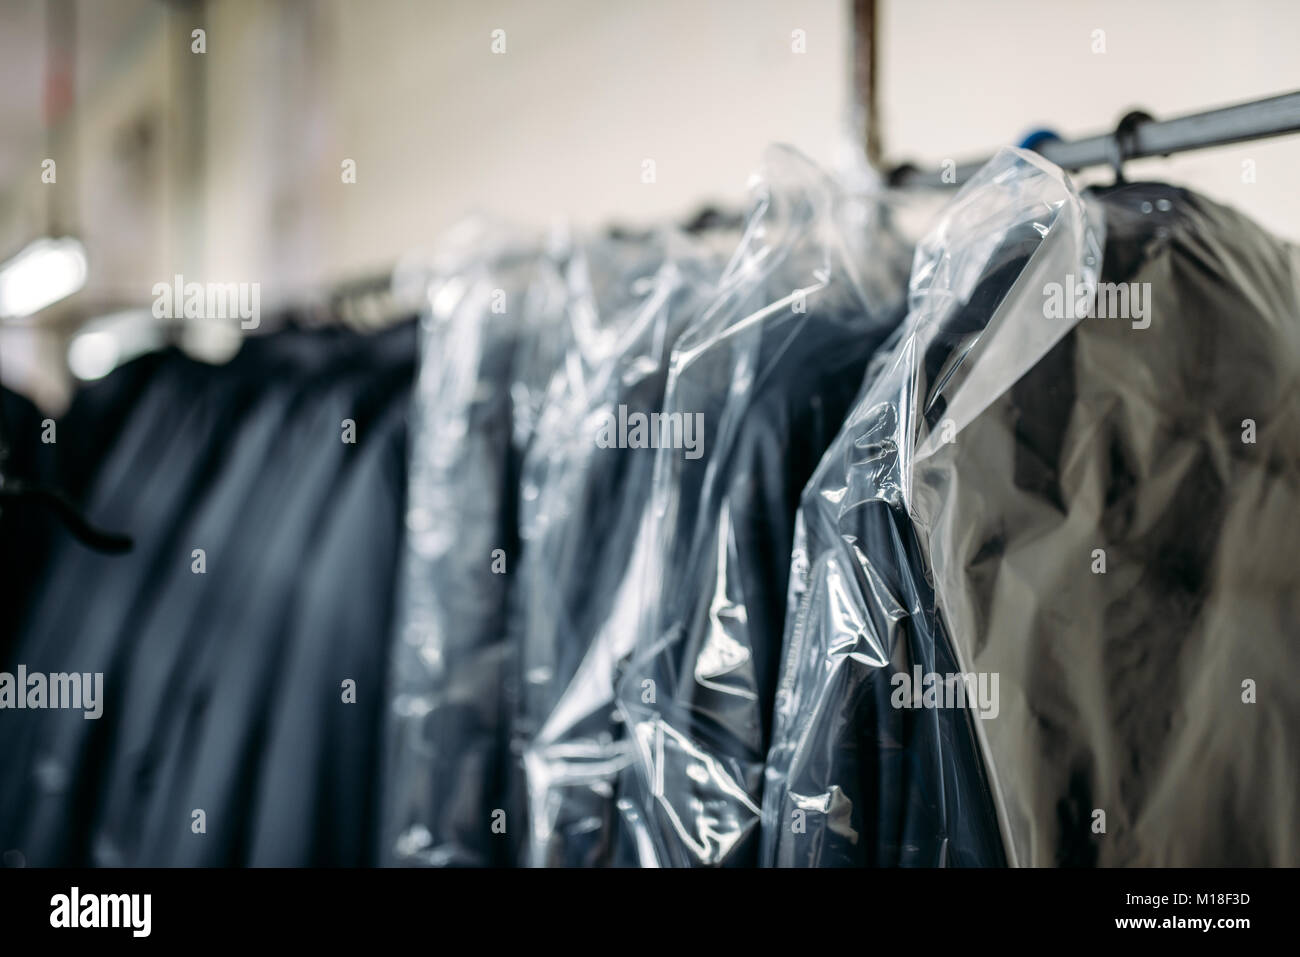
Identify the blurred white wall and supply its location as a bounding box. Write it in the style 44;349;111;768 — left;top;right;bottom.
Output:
2;0;1299;411
199;0;855;292
7;0;1300;309
174;0;1300;295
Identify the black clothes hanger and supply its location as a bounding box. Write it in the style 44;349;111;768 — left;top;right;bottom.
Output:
681;204;746;235
0;373;132;554
0;480;132;553
1108;109;1157;185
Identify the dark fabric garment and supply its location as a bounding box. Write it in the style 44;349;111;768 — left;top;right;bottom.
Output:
763;148;1300;867
0;320;416;866
0;355;168;665
761;150;1097;867
918;179;1300;865
611;235;913;865
612;306;905;867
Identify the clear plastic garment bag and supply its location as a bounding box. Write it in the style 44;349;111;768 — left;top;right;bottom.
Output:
762;147;1300;867
610;146;919;866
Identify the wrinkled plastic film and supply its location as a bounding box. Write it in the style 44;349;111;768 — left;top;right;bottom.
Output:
384;222;569;866
606;146;921;866
760;149;1104;866
511;229;725;867
913;174;1300;865
386;143;1299;868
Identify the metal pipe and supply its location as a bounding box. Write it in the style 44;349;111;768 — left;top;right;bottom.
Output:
891;90;1300;187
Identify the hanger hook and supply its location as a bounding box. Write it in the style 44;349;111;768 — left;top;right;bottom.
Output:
1111;109;1155;185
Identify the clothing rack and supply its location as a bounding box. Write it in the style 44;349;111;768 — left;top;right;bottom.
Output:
887;90;1300;188
317;91;1300;326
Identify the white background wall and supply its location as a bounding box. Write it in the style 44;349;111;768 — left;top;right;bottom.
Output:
2;0;1299;407
7;0;1300;304
198;0;855;291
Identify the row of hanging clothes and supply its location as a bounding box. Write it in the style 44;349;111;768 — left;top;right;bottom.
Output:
0;318;416;865
1;140;1297;867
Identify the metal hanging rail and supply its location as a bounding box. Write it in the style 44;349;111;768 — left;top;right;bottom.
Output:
887;90;1300;188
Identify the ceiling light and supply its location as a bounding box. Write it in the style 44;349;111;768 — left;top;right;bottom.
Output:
0;237;88;319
